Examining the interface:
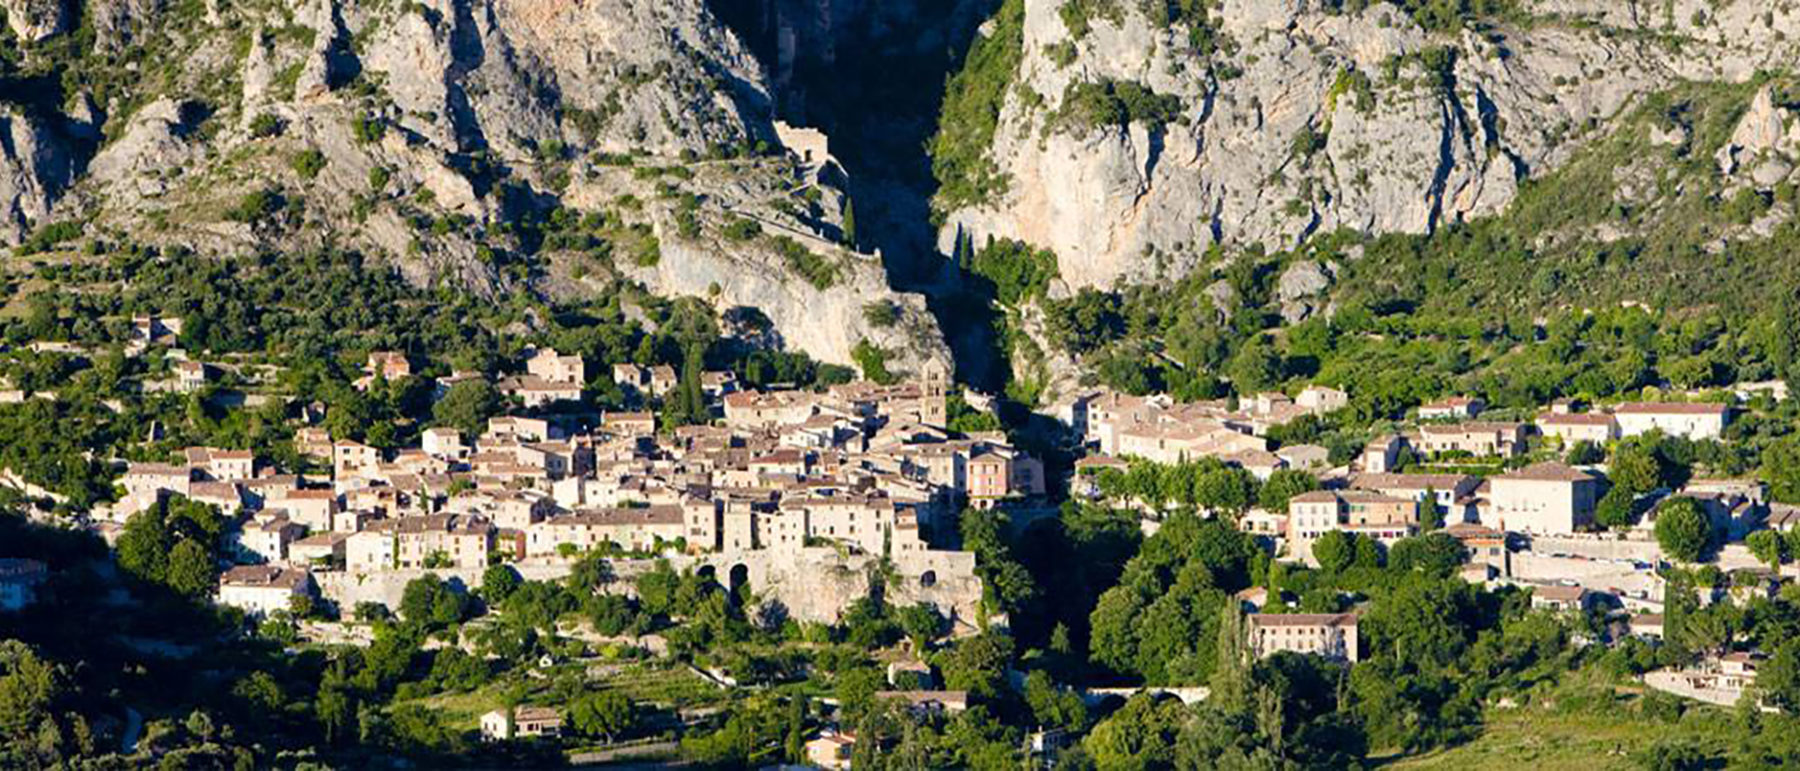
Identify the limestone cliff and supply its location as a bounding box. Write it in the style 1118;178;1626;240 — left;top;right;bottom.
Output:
0;0;946;371
936;0;1800;291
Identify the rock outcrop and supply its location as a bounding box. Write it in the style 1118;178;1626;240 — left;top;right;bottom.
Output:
2;0;68;42
0;109;78;241
0;0;944;372
938;0;1800;290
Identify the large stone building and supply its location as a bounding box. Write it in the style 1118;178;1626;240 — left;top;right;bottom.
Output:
1286;491;1419;565
347;514;494;571
1536;411;1618;444
1416;422;1525;458
1612;402;1731;440
1483;462;1599;534
1350;473;1480;515
528;506;688;555
1247;613;1360;662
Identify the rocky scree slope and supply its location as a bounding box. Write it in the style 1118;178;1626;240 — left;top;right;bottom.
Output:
0;0;948;372
935;0;1800;292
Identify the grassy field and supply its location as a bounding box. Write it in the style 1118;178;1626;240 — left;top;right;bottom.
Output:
392;659;727;731
1385;690;1740;770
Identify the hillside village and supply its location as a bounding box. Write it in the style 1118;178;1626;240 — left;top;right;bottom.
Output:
11;0;1800;765
101;344;1012;632
5;305;1799;763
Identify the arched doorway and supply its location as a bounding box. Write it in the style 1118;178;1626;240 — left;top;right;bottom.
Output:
729;563;750;594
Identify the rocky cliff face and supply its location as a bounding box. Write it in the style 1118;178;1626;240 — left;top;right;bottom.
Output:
0;0;947;372
937;0;1800;291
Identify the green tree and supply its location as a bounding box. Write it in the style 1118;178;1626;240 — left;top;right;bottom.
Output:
482;565;522;604
317;676;354;745
1655;498;1711;563
933;631;1014;701
567;553;617;595
0;641;62;743
1024;670;1090;732
116;508;173;584
1312;530;1354;573
570;691;636;742
400;574;469;630
1082;694;1185;770
1764;436;1800;505
1565;440;1605;466
1211;602;1251;712
1760;639;1800;714
432;380;501;437
1386;533;1466;575
1226;336;1282;394
1193;467;1257;517
961;508;1037;615
842;198;858;251
1258;469;1319;515
1595;486;1638;530
897;603;945;651
1748;530;1788;570
165;539;217;598
1361;576;1476;668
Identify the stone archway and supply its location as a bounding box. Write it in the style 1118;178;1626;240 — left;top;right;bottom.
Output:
729;563;750;593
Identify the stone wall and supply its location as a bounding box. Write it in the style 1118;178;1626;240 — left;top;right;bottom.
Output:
1528;536;1762;570
319;547;987;633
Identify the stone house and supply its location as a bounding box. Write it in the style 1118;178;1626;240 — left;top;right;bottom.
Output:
289;532;350;566
723;390;821;429
1628;613;1665;639
234;514;304;564
1536;411;1619;445
1483;462;1599;535
268;488;340;532
186;447;256;481
1530;584;1592;613
1224;449;1287;481
1276;444;1331;470
174;360;211;393
365;351;412;381
421;427;466;460
502;375;582;408
347;514;493;571
527;506;686;555
648;365;678;397
806;732;856;770
1296;385;1349;414
480;706;562;742
1286;490;1418;565
525;348;586;385
1247;612;1360;662
332;440;381;479
486;416;558;443
217;565;313;617
294;427;333;459
1417;422;1525;458
1359;435;1407;474
1418;396;1485;420
122;462;194;499
1442;523;1512;577
1613;402;1731;440
1350;472;1480;519
602;411;657;437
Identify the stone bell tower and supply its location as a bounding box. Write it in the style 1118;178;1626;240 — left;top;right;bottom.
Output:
919;358;949;427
